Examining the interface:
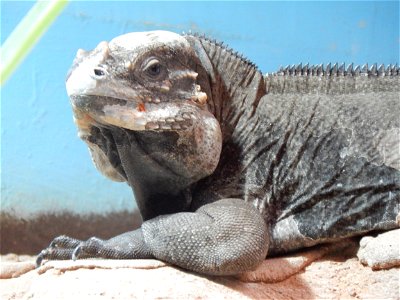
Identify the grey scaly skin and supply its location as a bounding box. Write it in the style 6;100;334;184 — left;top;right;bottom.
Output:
36;31;400;276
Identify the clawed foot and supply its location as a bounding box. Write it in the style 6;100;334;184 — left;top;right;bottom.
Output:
36;235;107;267
36;231;145;267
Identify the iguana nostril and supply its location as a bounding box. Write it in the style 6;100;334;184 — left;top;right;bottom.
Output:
94;68;105;77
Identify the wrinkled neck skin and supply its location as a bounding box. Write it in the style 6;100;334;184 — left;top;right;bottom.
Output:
183;35;268;210
106;127;202;220
185;35;266;140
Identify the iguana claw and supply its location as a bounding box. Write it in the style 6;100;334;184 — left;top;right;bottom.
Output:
72;246;80;261
35;250;46;267
35;235;84;267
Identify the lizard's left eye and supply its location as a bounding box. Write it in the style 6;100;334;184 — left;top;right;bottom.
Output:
148;64;160;76
143;59;164;79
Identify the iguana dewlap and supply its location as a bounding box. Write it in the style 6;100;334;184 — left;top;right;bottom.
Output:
37;31;400;275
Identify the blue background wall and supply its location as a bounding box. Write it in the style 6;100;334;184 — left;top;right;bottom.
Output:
2;1;399;217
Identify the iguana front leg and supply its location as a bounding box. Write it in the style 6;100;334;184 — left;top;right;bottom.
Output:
37;199;269;275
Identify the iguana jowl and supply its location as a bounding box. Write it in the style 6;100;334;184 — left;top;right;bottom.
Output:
37;31;400;275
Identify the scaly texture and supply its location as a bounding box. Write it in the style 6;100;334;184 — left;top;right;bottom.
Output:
37;31;400;276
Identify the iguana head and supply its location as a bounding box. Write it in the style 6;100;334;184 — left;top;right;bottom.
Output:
66;31;222;217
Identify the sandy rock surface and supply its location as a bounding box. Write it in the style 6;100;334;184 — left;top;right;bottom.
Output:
357;229;400;270
1;243;399;300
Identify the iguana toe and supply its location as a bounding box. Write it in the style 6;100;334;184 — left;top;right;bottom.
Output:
36;235;84;266
36;248;77;267
72;237;104;260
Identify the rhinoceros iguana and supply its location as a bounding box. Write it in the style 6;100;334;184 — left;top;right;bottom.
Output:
37;30;400;276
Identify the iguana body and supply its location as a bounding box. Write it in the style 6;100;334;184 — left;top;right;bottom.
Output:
37;31;400;275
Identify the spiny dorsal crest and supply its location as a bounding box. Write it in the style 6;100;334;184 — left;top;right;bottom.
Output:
270;63;399;77
185;32;259;71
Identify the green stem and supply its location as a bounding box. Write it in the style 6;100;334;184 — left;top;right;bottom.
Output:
0;0;69;86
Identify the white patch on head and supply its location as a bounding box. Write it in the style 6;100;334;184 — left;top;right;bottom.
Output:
66;55;99;97
109;30;190;52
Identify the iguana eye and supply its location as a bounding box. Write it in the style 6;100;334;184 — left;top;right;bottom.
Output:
148;63;160;76
143;58;164;79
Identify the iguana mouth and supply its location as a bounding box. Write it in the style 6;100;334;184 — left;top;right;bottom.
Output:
70;94;200;133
